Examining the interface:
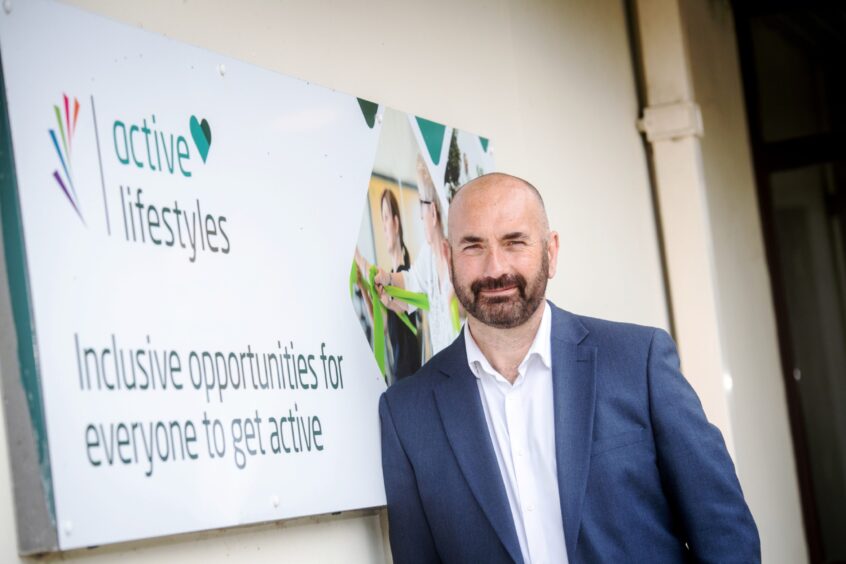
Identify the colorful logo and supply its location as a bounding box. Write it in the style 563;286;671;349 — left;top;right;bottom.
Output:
49;93;84;223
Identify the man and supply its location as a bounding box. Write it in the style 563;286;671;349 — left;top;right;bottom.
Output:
378;173;760;563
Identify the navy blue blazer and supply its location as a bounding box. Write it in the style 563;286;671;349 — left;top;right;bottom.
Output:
379;303;760;563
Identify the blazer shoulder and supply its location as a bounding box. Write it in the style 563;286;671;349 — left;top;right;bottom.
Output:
564;308;668;353
578;313;660;337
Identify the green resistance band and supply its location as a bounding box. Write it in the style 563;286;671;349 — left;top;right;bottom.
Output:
382;284;430;315
349;260;430;378
450;295;461;334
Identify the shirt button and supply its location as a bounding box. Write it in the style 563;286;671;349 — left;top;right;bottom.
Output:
526;504;535;512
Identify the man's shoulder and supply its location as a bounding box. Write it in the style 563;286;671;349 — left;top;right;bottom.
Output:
577;312;662;340
549;302;664;338
550;303;669;354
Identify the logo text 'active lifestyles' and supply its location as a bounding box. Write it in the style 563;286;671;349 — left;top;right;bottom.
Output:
110;113;227;262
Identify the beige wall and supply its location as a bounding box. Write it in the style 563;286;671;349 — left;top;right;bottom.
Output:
0;0;668;560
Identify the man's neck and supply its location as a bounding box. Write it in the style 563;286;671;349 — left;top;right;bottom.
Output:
466;302;546;384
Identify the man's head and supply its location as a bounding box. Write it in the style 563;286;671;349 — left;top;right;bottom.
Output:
446;173;559;329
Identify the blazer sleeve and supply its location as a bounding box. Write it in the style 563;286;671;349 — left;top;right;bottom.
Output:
647;328;761;563
379;393;442;564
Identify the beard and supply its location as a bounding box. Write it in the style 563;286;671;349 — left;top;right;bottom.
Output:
452;251;549;329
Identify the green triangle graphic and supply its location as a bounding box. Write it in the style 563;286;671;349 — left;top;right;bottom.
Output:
357;98;378;128
415;117;446;165
479;136;489;152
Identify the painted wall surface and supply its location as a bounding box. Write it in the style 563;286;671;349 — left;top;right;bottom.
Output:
679;1;807;562
0;0;666;561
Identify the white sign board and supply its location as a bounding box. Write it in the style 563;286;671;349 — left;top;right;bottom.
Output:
0;0;400;551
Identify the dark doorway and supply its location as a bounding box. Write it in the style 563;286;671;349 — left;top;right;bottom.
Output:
734;2;846;562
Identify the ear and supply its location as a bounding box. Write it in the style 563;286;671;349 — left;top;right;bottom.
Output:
546;231;560;279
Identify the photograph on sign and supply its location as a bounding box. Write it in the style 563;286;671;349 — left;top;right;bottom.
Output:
351;109;494;385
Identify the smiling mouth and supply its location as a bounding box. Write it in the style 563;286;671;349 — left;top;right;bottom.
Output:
479;286;518;295
471;274;527;301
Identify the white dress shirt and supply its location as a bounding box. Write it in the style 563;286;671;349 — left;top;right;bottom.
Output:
464;303;569;564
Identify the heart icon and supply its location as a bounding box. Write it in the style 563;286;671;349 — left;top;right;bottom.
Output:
189;115;212;163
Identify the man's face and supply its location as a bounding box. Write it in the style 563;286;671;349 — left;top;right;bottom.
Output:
447;179;558;329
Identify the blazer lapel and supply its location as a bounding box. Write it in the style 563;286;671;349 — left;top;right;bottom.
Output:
550;305;597;562
433;333;524;564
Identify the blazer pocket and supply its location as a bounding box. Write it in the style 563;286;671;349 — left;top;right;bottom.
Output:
591;427;648;457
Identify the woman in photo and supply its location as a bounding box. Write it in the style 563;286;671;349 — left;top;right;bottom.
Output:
375;189;422;381
353;187;423;383
376;156;458;356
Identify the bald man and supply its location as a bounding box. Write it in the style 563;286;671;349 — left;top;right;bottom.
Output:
378;173;759;564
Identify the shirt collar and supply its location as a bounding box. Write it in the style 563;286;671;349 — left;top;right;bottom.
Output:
465;302;552;381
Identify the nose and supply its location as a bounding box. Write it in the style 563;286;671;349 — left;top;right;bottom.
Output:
482;244;508;279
